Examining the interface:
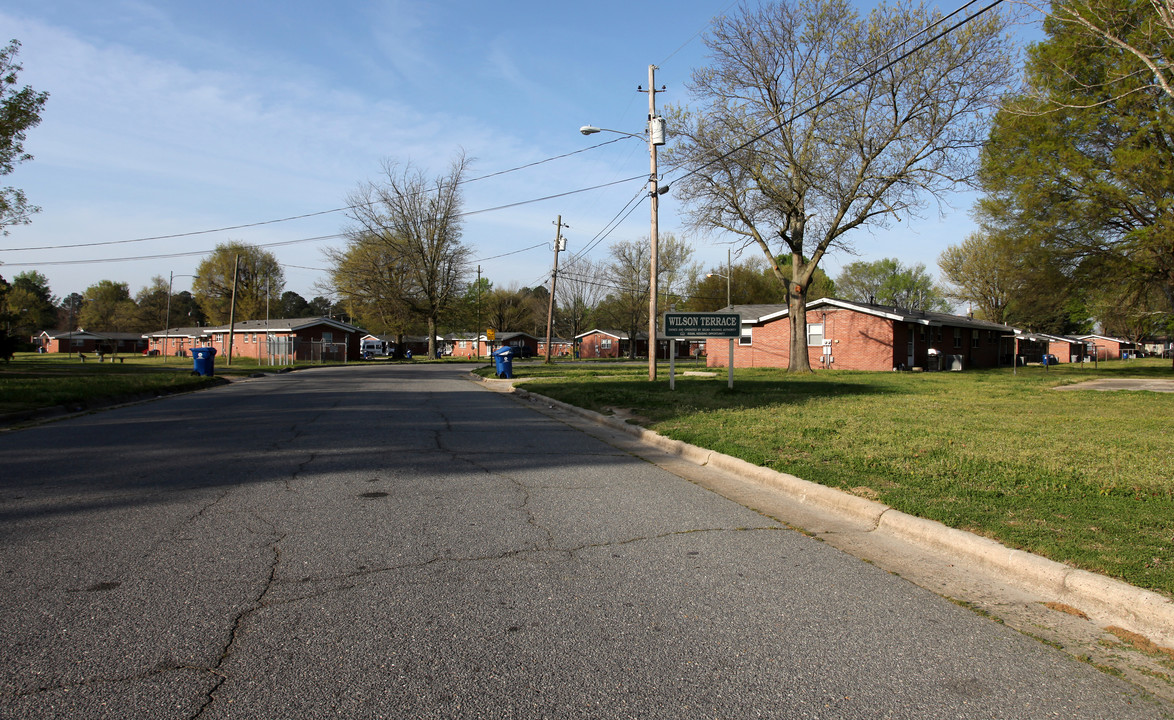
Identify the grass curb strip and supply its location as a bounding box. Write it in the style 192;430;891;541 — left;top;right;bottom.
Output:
506;382;1174;649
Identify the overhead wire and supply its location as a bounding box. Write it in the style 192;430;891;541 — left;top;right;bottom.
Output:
0;137;633;253
657;0;1003;186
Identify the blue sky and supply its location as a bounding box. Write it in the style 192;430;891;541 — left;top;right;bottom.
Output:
1;0;1034;306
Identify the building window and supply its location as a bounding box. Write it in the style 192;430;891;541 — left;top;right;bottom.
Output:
972;332;980;348
459;341;467;349
807;322;824;346
322;331;333;343
601;338;613;350
953;327;962;349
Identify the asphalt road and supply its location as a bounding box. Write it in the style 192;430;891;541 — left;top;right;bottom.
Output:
0;363;1167;719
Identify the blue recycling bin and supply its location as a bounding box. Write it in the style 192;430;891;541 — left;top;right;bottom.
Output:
493;346;514;378
192;347;217;376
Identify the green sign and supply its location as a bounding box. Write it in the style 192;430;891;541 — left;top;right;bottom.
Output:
663;312;741;338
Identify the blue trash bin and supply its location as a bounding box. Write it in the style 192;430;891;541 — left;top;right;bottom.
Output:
192;347;217;376
493;346;514;378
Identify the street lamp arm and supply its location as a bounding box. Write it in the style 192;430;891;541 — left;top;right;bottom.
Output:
579;125;645;139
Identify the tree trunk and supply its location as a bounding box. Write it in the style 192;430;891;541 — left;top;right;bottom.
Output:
427;316;437;358
788;282;811;373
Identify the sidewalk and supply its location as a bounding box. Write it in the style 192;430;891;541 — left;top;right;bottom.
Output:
483;376;1174;703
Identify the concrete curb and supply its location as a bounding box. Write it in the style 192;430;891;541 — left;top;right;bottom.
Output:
508;383;1174;649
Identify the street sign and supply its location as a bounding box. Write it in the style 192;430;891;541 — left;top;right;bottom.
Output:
663;312;740;338
487;328;496;341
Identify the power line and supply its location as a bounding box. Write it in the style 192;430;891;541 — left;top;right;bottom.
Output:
0;234;346;267
0;138;633;253
660;0;1005;186
1;177;644;268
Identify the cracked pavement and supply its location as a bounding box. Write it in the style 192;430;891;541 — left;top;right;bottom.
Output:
0;363;1169;718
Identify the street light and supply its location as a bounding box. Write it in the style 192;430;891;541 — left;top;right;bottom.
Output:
706;249;733;308
707;272;731;308
579;65;667;381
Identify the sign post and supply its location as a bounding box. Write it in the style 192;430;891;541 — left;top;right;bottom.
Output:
663;312;741;389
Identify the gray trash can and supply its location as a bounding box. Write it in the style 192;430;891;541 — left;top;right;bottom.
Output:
192;347;217;376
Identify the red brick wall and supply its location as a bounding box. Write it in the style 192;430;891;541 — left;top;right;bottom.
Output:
578;333;620;359
705;308;1006;371
706;309;899;371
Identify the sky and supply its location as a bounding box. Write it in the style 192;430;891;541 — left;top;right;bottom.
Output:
0;0;1037;308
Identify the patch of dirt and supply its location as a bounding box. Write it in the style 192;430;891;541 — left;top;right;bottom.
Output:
1055;378;1174;393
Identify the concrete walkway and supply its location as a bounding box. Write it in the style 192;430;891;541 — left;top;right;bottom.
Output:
1055;377;1174;393
485;377;1174;704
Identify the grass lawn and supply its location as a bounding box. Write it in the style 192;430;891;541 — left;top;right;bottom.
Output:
496;358;1174;597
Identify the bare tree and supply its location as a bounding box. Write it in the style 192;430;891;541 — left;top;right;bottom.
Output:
336;154;471;357
667;0;1016;371
555;257;607;344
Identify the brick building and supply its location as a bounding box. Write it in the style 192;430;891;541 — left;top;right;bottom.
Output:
37;330;148;355
705;299;1016;371
145;317;361;363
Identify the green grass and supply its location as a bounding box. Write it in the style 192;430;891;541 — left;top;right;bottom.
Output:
0;351;347;415
502;358;1174;597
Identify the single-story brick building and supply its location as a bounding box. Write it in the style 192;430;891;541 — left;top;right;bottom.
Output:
1076;334;1135;361
575;329;649;359
705;298;1017;371
145;317;362;363
37;329;148;355
1012;331;1094;364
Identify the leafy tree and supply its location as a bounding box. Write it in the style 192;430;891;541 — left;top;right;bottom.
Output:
134;276;171;332
77;280;138;332
169;291;206;328
448;276;493;336
56;292;84;330
4;270;56;336
0;40;49;234
193;241;284;324
835;258;950;311
482;285;538;336
666;0;1015;371
978;0;1173;344
279;291;312;318
1017;0;1174;102
938;230;1089;332
308;296;334;317
334;154;471;357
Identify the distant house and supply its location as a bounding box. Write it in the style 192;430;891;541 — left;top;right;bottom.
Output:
1076;334;1135;361
576;329;649;359
495;332;540;357
537;337;574;357
1013;331;1092;364
142;326;210;357
38;329;148;355
705;298;1016;371
145;317;362;363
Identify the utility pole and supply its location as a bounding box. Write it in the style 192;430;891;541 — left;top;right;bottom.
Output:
226;254;239;366
544;216;569;364
640;65;666;381
476;265;482;360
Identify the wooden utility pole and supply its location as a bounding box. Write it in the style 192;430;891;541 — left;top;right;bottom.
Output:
226;254;239;366
641;64;665;381
476;265;482;359
544;217;569;364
